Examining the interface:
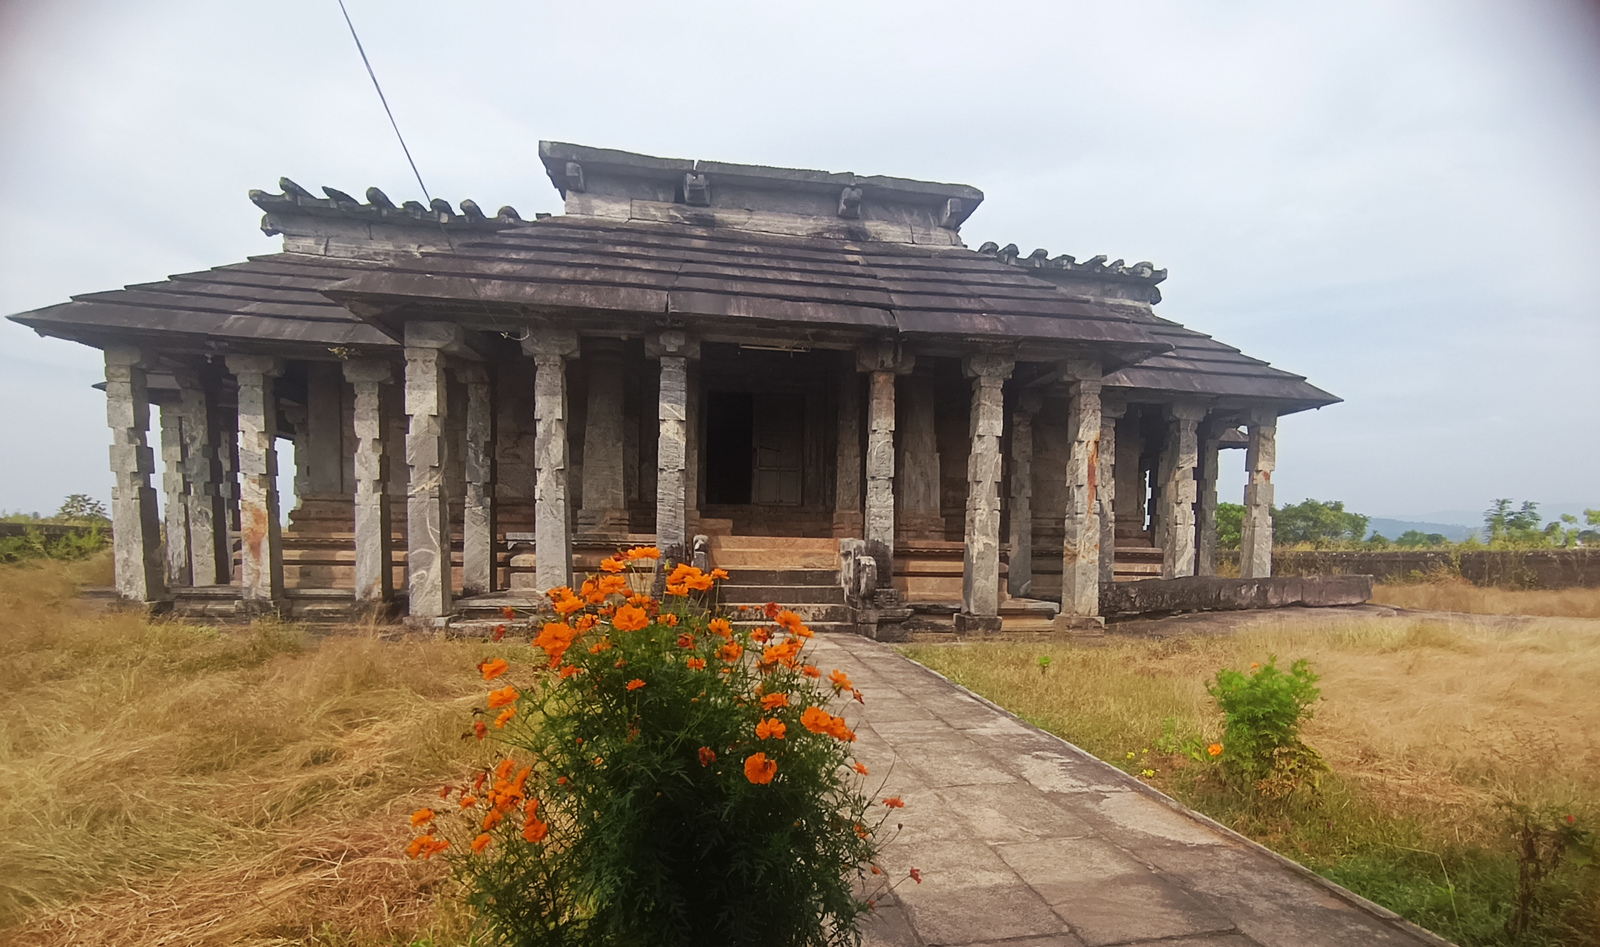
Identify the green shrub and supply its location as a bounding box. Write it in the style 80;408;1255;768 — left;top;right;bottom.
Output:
0;524;107;564
409;550;893;946
1207;655;1325;797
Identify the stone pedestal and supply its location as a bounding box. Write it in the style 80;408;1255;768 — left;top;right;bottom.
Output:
833;357;864;538
577;339;628;538
105;347;165;602
1056;360;1102;624
961;354;1013;619
1098;396;1127;589
856;344;914;559
1160;404;1205;579
526;330;581;591
156;393;192;587
344;360;393;603
226;354;286;606
462;363;496;596
403;330;454;619
177;368;229;586
1240;408;1278;579
648;331;698;559
897;372;943;541
1196;422;1222;577
1007;392;1041;599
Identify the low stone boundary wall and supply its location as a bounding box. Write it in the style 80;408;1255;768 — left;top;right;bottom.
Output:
1101;574;1374;618
1216;549;1600;589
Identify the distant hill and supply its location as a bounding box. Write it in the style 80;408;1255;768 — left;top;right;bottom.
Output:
1365;519;1479;543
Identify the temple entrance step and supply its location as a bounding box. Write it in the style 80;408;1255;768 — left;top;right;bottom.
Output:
709;542;854;633
1113;544;1165;582
166;587;373;623
707;536;839;571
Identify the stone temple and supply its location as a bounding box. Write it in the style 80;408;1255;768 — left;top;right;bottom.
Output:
6;142;1338;633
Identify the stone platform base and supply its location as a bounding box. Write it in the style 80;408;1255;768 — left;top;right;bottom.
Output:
1101;574;1373;618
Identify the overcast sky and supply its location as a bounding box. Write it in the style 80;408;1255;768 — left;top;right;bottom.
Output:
2;0;1597;524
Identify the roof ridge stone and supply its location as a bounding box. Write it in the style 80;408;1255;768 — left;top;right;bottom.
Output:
250;178;530;235
974;240;1166;285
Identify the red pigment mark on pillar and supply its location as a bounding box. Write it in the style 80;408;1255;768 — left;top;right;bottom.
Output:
244;505;268;561
1085;438;1099;508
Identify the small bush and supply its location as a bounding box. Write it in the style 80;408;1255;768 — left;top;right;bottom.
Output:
0;524;107;563
410;549;892;947
1207;655;1325;798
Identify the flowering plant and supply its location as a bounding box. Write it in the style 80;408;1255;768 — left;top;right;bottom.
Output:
408;548;894;946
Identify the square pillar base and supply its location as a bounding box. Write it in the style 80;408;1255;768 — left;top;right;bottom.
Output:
954;612;1003;636
1051;614;1106;635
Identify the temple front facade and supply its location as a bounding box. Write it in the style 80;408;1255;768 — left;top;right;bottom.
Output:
8;142;1337;633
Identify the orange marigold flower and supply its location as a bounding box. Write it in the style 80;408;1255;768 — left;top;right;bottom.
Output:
411;808;435;826
662;613;680;627
764;602;781;619
589;637;613;653
801;664;821;678
626;678;646;691
910;867;923;884
755;717;787;740
1207;743;1224;757
556;776;568;786
559;665;581;680
883;796;906;809
698;746;717;766
751;627;771;643
686;657;706;670
853;762;869;775
613;604;649;632
775;609;805;633
502;606;517;621
574;613;598;631
717;642;744;662
800;706;834;734
523;818;549;843
472;833;493;854
496;759;515;780
438;785;452;799
760;692;790;710
460;794;477;808
479;657;509;681
854;823;869;839
534;621;578;665
492;624;508;641
828;718;857;742
828;670;853;692
472;720;488;740
708;617;733;638
474;771;489;792
482;810;504;831
744;752;777;785
405;834;430;858
555;594;586;616
495;707;516;728
488;685;519;709
600;556;625;573
625;545;661;560
614;658;627;668
710;567;730;580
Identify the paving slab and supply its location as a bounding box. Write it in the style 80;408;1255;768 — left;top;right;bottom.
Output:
809;633;1454;947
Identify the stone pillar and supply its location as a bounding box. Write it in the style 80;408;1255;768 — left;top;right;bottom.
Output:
525;330;581;590
686;360;702;533
156;394;192;587
1007;392;1042;599
403;328;455;619
1196;421;1223;577
462;363;496;596
577;339;628;539
647;331;698;558
219;402;241;566
833;357;864;537
225;355;286;605
1055;360;1102;626
961;354;1014;626
1240;408;1278;579
1160;404;1206;579
283;402;310;508
1098;396;1127;590
105;347;165;602
176;368;229;586
343;360;394;604
897;372;943;541
856;344;914;558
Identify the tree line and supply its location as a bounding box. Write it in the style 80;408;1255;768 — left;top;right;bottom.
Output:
1215;498;1600;551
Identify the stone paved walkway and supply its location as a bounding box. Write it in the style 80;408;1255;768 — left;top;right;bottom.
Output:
813;634;1451;947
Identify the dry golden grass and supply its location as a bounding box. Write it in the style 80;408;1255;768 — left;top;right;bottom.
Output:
904;613;1600;833
1373;579;1600;619
0;554;499;947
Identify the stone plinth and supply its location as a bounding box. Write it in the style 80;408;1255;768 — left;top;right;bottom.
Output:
105;347;165;602
1101;574;1373;617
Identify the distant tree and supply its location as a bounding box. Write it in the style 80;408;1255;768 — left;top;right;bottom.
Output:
55;494;109;524
1395;530;1448;548
1484;499;1550;546
1584;509;1600;545
1365;533;1391;550
1216;502;1245;549
1272;499;1369;547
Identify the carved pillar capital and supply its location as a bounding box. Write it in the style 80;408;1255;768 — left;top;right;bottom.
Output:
855;341;915;375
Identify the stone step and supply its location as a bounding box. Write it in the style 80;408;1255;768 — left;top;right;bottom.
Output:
709;536;839;571
730;620;853;636
717;584;845;605
715;568;839;586
724;603;852;624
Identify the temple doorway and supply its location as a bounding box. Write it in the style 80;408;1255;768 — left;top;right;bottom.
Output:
704;391;805;506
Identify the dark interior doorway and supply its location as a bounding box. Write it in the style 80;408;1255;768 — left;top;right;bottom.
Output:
706;392;754;504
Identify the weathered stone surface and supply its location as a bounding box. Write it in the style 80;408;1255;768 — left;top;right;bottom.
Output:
898;373;943;541
1097;397;1126;589
176;368;229;586
1240;408;1277;579
225;354;286;604
344;359;393;603
1008;392;1042;598
105;347;164;602
962;354;1013;619
650;331;695;556
1161;404;1204;579
1057;361;1102;621
526;330;581;592
156;394;191;587
857;344;913;557
1196;423;1222;576
461;362;496;595
577;339;628;538
833;356;863;537
1100;574;1373;616
403;333;452;618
